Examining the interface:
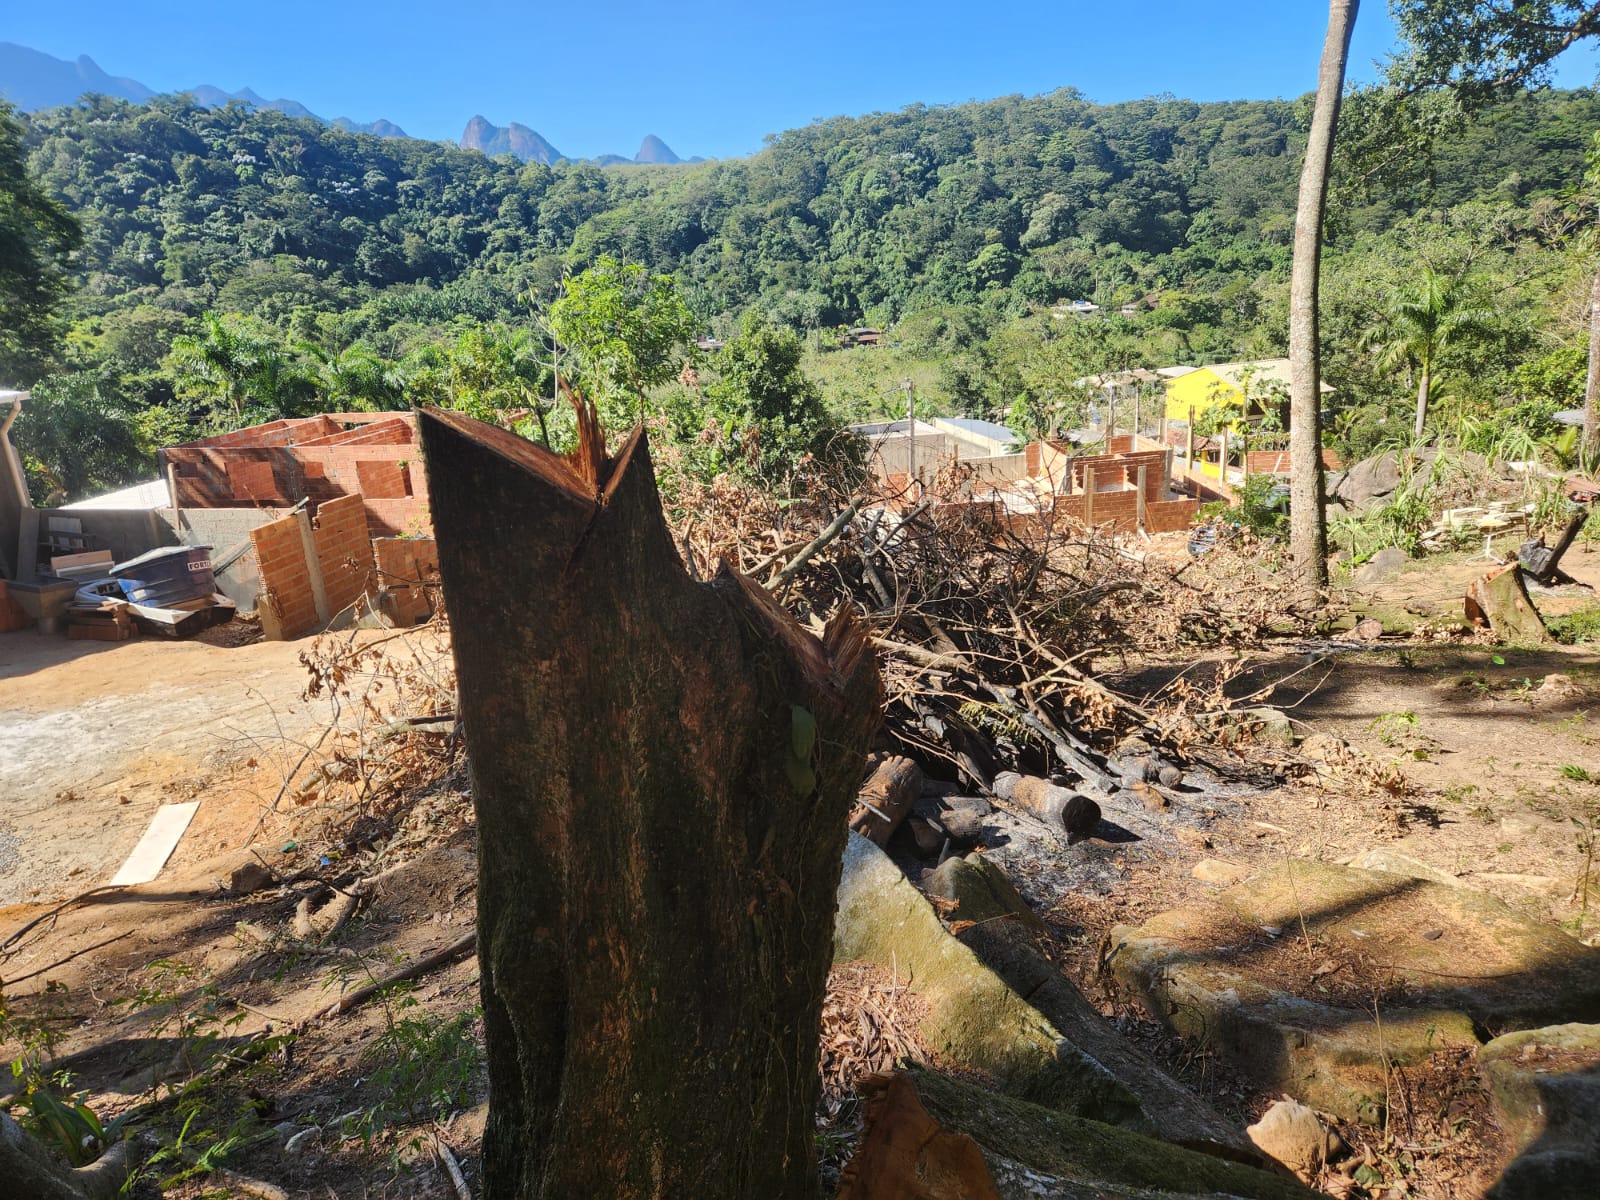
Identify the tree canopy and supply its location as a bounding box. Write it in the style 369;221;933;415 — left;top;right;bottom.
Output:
0;100;80;384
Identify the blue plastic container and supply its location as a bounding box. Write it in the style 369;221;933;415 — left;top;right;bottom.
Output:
110;545;216;607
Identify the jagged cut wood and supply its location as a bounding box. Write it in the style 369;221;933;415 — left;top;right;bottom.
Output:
419;404;882;1199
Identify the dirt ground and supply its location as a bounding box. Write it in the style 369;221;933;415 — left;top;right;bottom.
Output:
0;627;347;906
0;623;453;907
0;539;1597;1199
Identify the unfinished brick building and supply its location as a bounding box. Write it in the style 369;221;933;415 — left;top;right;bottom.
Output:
161;412;430;538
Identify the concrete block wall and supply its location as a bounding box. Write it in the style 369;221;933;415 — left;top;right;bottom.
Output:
312;494;376;617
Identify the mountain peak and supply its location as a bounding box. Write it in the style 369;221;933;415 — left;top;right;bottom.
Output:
1;42;405;139
460;116;562;164
635;134;680;164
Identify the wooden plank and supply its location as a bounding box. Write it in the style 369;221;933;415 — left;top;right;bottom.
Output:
109;801;200;886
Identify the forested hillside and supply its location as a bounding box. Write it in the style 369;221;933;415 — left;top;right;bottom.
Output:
10;84;1600;499
26;87;1598;327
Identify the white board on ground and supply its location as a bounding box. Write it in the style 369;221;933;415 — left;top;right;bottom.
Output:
109;801;200;886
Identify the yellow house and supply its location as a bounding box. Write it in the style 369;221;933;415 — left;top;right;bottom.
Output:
1162;358;1331;424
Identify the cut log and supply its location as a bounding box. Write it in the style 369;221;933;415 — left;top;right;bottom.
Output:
849;755;924;847
1464;565;1550;645
994;773;1101;843
420;404;881;1200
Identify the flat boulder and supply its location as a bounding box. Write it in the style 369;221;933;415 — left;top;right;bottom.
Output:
1479;1022;1600;1152
1109;861;1600;1120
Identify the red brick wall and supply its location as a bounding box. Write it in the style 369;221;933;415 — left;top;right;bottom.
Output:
1245;449;1341;474
250;513;320;640
373;537;439;626
1049;491;1198;534
354;459;410;499
165;440;429;536
313;494;376;617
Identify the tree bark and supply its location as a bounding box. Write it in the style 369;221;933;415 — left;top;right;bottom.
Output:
1584;259;1600;457
419;405;882;1200
1413;363;1431;441
1288;0;1359;601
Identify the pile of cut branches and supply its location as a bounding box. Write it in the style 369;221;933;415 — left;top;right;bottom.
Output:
671;457;1318;797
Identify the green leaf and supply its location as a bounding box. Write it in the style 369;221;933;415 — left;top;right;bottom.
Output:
790;705;817;762
1491;655;1506;665
784;756;817;796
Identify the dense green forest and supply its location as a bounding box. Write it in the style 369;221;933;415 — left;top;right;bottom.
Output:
7;84;1600;499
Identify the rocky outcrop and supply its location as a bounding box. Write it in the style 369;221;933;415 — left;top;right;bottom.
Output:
459;115;563;163
1110;861;1600;1120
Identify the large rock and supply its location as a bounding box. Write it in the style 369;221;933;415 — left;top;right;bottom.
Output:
1197;706;1295;749
835;833;1140;1124
1329;453;1402;512
1330;448;1488;514
924;852;1046;934
1246;1099;1343;1182
1110;861;1600;1120
1353;546;1409;587
1479;1022;1600;1151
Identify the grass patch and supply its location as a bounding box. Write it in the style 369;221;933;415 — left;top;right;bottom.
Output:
1547;605;1600;645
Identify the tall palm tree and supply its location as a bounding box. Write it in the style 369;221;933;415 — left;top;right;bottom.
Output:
303;342;402;411
1370;267;1496;439
1288;0;1359;600
166;312;267;426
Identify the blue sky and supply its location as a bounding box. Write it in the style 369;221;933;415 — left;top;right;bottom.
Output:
5;2;1598;159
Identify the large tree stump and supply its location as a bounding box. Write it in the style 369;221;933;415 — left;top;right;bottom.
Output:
419;406;881;1199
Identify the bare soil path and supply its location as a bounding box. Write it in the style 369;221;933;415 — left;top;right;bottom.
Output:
0;627;335;905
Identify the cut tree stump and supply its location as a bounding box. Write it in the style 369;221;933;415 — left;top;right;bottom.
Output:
419;404;881;1200
1464;565;1550;645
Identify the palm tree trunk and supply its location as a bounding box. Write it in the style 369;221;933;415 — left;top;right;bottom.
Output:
1414;364;1431;441
1584;259;1600;458
1288;0;1359;600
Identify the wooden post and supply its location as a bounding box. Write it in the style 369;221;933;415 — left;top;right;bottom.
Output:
1136;464;1148;534
419;404;882;1200
1186;406;1196;465
1084;466;1096;525
1134;391;1142;443
1220;426;1231;498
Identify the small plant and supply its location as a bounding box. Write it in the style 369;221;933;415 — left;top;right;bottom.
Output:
1232;473;1288;538
343;989;483;1146
16;1081;130;1166
137;1095;272;1188
123;960;246;1075
1561;764;1596;784
1369;710;1420;747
